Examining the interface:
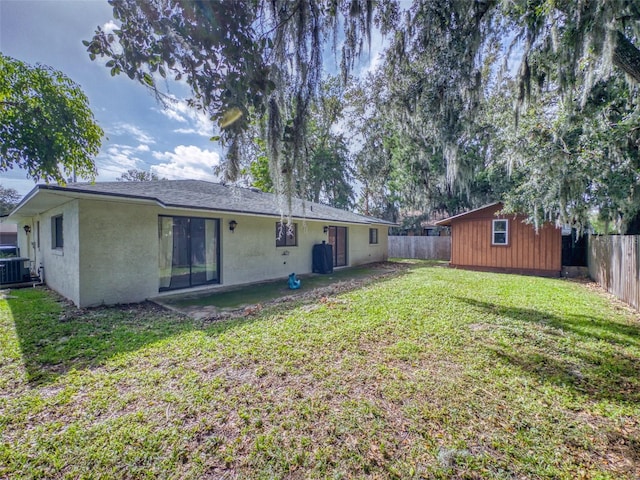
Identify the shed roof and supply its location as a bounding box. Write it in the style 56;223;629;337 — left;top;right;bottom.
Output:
434;202;502;226
11;180;395;226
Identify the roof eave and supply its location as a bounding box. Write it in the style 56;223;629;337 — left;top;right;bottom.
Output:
435;202;503;226
9;184;163;218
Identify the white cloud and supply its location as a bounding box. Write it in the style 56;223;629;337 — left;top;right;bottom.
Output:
155;97;213;137
109;123;155;145
95;144;148;180
160;108;188;123
173;127;203;135
151;145;220;181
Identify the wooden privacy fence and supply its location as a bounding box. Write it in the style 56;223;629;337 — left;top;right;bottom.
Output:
388;236;451;261
588;235;640;310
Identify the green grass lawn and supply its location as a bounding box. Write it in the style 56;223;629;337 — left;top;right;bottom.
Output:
1;261;639;479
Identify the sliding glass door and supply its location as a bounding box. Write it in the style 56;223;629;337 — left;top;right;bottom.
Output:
328;226;348;267
159;216;219;291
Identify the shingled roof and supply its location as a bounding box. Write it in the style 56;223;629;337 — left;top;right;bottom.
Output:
434;202;502;226
12;180;394;225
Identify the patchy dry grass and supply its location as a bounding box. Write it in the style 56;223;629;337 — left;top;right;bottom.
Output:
1;261;639;479
161;262;401;311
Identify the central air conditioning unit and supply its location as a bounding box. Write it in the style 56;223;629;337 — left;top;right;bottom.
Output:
0;257;31;285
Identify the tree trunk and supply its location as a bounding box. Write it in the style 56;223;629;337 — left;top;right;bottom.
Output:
612;30;640;83
624;209;640;235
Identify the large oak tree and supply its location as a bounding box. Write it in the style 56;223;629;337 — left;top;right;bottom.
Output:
85;0;640;225
84;0;372;201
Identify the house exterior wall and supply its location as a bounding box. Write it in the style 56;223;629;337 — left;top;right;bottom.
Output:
16;217;39;282
26;198;389;307
78;199;159;307
449;204;561;275
219;215;326;286
173;215;388;287
35;200;82;304
15;223;29;261
349;224;388;266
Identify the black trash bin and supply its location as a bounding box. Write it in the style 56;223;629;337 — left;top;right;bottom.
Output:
312;242;333;274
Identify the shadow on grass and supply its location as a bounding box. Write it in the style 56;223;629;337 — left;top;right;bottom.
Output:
6;261;431;385
5;290;247;385
456;296;640;404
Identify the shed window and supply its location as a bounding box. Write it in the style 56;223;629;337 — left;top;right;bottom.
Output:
276;222;297;247
492;219;508;245
51;215;63;249
369;228;379;244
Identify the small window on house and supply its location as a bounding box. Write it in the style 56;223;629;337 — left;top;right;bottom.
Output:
37;221;40;249
492;219;508;245
51;215;63;249
369;228;379;244
276;222;297;247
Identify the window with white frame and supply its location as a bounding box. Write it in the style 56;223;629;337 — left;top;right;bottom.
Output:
492;219;508;245
369;228;379;244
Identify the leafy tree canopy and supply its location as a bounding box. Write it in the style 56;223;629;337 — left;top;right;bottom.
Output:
0;54;103;184
84;0;373;201
86;1;640;226
350;0;640;228
0;185;20;216
496;75;640;233
116;168;165;182
245;77;354;209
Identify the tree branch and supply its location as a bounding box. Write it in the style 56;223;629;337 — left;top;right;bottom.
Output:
612;29;640;83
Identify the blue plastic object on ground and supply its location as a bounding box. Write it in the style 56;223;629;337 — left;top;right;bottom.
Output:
288;273;301;289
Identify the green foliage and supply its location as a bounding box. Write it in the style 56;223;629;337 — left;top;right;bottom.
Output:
494;76;640;232
246;77;354;209
301;77;354;209
345;77;401;221
304;141;354;209
0;185;20;215
85;0;640;225
378;0;498;187
247;144;274;193
355;1;640;225
346;73;513;220
84;0;372;195
0;54;102;184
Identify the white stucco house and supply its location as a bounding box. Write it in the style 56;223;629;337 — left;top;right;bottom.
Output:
8;180;393;307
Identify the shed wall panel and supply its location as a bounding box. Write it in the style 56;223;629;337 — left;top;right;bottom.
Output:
448;204;561;274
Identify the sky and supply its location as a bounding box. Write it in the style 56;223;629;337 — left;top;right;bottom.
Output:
0;0;387;198
0;0;227;196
